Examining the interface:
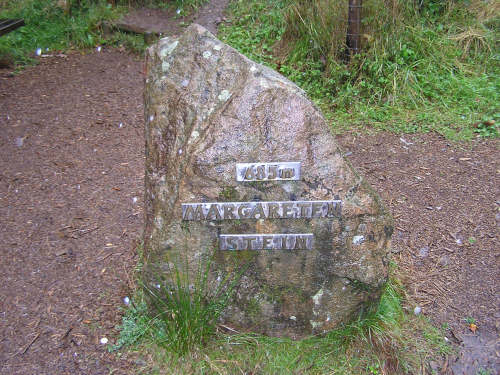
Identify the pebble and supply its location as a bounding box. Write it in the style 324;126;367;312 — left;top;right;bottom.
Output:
418;246;429;257
438;255;450;267
100;337;108;344
400;137;413;146
15;137;24;147
414;306;422;315
123;296;130;305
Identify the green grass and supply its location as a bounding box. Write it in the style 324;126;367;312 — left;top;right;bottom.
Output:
0;0;213;65
219;0;499;140
0;0;130;65
124;0;209;12
113;276;451;374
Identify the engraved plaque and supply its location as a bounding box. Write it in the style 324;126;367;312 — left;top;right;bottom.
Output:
182;200;341;221
236;162;301;181
219;234;313;250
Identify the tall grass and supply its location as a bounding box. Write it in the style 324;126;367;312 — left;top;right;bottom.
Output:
220;0;499;139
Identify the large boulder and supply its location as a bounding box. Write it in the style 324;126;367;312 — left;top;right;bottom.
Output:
143;24;392;339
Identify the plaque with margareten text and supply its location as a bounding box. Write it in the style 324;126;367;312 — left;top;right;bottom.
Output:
182;200;341;221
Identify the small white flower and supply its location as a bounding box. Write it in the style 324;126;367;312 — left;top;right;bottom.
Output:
119;122;123;128
414;306;422;315
35;48;42;56
132;197;138;203
97;46;102;52
176;8;181;14
155;284;161;289
100;337;108;344
123;296;130;305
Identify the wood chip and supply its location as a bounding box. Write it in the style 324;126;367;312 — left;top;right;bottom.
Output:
12;332;41;357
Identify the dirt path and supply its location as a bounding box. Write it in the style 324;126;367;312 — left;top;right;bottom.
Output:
0;2;231;373
337;132;499;374
0;50;144;374
116;0;230;36
0;2;498;374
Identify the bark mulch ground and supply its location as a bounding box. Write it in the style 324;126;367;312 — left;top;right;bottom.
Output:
1;50;144;374
0;3;498;374
337;132;499;374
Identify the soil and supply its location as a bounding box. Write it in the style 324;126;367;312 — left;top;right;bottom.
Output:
337;132;499;374
116;0;230;36
0;1;498;374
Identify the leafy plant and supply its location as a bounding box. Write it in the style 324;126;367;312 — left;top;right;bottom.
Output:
465;316;477;324
477;368;493;375
473;114;499;138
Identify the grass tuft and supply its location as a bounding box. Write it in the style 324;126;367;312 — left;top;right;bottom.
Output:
115;249;247;356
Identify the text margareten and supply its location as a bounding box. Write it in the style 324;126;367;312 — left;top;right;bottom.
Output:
182;200;341;221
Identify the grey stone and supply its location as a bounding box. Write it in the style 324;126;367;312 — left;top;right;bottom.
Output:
143;24;393;339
